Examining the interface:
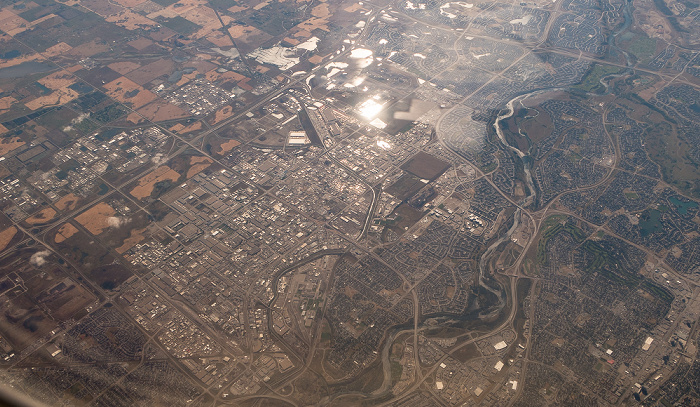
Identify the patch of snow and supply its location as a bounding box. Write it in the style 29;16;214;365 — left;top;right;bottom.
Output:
297;36;320;51
509;15;532;25
327;62;349;69
249;46;299;71
327;68;342;78
471;52;491;59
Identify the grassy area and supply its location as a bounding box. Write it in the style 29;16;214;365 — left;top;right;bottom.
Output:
642;280;674;303
390;361;403;383
481;161;497;173
542;215;568;228
576;64;624;93
160;16;201;36
341;361;385;393
644;122;700;198
582;240;639;287
452;342;480;363
628;36;657;64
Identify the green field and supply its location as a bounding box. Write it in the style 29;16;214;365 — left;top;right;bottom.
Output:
576;64;624;93
644;122;700;198
628;36;657;64
160;16;201;35
390;361;403;383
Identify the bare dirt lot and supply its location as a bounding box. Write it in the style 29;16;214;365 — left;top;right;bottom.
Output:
103;76;157;109
186;156;213;178
108;61;142;75
0;137;25;157
0;226;17;252
54;193;80;211
215;138;241;156
25;87;80;110
133;100;189;123
130;165;181;200
24;208;57;225
75;202;117;235
126;58;175;85
37;71;77;90
54;223;78;243
115;227;146;254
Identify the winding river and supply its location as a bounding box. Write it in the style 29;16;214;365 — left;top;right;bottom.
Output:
323;0;639;401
